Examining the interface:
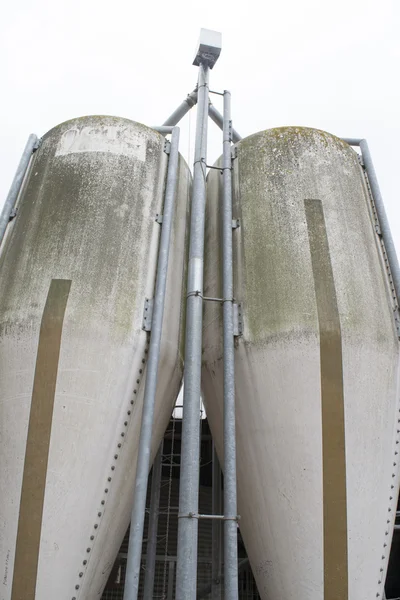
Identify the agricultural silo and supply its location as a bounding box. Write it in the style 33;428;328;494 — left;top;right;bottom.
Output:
0;116;190;600
202;127;400;600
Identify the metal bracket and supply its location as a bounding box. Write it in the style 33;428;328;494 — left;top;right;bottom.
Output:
231;146;237;160
358;153;364;167
8;208;17;222
155;214;163;224
229;120;233;143
142;298;154;331
232;219;240;229
233;303;243;336
32;138;42;152
164;140;171;155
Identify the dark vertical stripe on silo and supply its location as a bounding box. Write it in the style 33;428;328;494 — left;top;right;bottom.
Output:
11;279;71;600
304;199;348;600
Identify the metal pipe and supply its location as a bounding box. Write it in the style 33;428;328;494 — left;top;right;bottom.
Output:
143;443;163;599
212;444;222;600
0;134;38;246
152;126;174;134
197;559;249;599
123;126;181;600
163;89;198;127
209;103;242;144
359;139;400;307
160;89;242;144
342;138;362;146
175;62;210;600
222;90;239;600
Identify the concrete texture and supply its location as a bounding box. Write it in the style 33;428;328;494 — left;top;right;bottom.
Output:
0;116;191;600
202;127;400;600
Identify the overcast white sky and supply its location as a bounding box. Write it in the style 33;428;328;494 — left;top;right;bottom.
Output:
1;0;399;250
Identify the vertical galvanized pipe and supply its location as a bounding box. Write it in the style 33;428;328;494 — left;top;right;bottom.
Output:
208;103;242;144
221;90;239;600
143;443;163;599
123;127;181;600
0;134;38;246
359;139;400;306
212;443;222;600
175;63;210;600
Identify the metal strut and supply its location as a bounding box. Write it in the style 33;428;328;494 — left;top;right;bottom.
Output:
0;133;39;247
343;137;400;335
143;443;163;599
175;62;210;600
123;126;181;600
221;90;239;600
160;87;243;145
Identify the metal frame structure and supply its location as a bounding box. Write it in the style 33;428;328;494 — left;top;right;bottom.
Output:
175;59;210;600
342;138;400;337
0;133;38;247
3;29;400;600
123;125;181;600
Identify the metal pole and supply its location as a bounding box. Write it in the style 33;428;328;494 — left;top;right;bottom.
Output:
359;139;400;306
197;559;249;600
342;138;362;147
211;444;222;600
175;62;210;600
0;134;38;246
143;443;163;599
152;126;174;134
160;89;242;144
222;90;239;600
163;89;198;127
123;126;181;600
209;103;242;144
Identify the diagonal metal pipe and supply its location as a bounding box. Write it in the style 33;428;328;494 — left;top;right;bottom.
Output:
0;134;38;247
161;89;242;144
163;89;198;127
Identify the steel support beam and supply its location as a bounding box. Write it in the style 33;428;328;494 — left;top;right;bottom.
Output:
221;90;239;600
152;125;174;134
160;89;242;144
197;559;249;599
0;134;38;247
359;139;400;310
342;137;362;146
123;126;181;600
175;62;210;600
163;89;198;127
211;444;222;600
143;443;163;599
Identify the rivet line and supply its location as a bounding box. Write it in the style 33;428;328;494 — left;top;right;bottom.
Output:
71;338;149;598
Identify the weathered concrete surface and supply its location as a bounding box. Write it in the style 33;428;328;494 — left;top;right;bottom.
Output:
202;127;400;600
0;116;191;600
